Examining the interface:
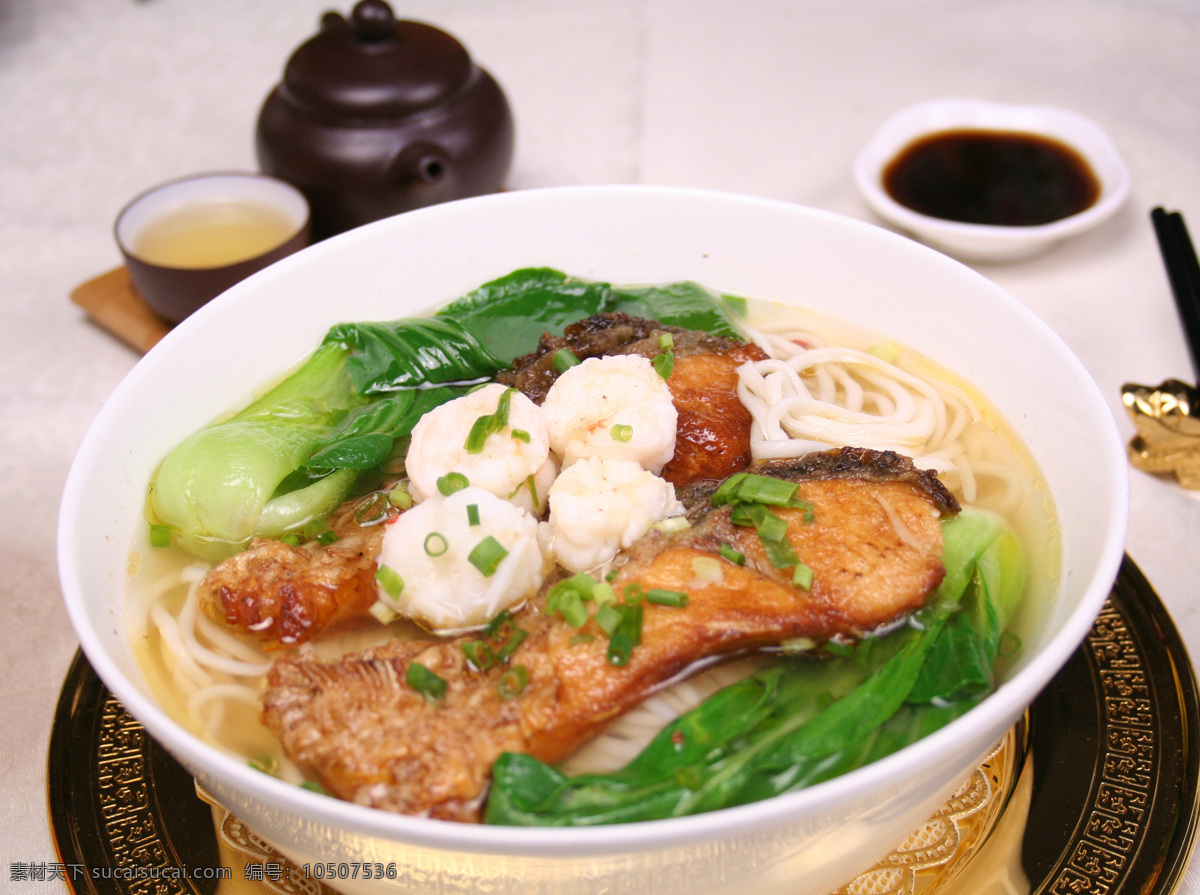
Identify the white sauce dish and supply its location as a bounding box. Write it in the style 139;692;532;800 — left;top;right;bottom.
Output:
854;98;1131;262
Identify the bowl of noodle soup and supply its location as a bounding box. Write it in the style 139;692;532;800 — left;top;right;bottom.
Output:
59;185;1127;895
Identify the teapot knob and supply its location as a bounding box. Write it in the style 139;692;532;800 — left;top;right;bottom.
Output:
350;0;396;41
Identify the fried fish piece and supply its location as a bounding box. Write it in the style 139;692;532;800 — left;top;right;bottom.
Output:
261;448;958;820
499;312;768;486
197;491;399;648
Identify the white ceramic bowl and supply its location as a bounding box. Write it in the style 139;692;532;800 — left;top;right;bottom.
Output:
854;98;1131;262
59;185;1128;895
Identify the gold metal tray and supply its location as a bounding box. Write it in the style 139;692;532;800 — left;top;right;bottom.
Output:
47;556;1199;895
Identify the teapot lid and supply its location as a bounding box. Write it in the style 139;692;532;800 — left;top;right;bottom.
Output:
280;0;473;121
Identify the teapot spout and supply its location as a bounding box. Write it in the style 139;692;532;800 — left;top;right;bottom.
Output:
391;142;450;185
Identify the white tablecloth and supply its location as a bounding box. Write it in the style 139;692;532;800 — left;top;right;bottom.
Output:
3;0;1199;891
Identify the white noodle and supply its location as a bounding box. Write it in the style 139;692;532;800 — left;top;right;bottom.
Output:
737;321;1021;513
874;494;925;550
176;576;272;678
149;603;211;691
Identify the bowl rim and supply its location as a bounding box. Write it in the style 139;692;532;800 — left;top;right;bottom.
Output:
59;183;1130;857
853;98;1132;249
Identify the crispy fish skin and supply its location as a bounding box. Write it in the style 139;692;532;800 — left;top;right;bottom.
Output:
660;346;766;485
198;493;397;648
262;448;957;820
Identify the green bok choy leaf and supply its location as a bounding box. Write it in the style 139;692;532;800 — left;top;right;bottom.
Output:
148;319;503;560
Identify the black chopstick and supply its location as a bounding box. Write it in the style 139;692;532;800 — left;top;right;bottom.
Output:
1151;206;1200;381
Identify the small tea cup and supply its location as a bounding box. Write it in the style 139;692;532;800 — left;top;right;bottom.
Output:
115;172;311;323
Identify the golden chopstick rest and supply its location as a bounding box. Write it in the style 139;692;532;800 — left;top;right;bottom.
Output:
1122;379;1200;489
1123;210;1200;490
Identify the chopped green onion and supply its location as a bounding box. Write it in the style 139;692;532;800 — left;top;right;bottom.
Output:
999;631;1023;657
279;532;301;547
248;755;277;775
508;473;541;509
610;423;633;442
465;417;492;455
461;640;496;671
594;603;622;637
712;472;803;508
547;572;597;606
652;350;674;380
653;516;691;534
369;600;399;624
765;538;800;570
731;502;788;541
465;388;517;454
511;428;531;443
484;609;514;639
690;555;723;584
621;605;644;647
607;632;635;666
498;664;529;698
718;543;746;565
424;532;448;557
622;582;645;604
730;502;799;568
658;332;675;351
779;636;817;654
569;632;596;646
406;662;447;700
556;592;589;628
591;582;617;605
468;535;508;576
299;780;329;795
646;588;689;607
148;523;171;548
437;472;470;495
481;608;527;663
316;529;339;546
467;504;480;526
388;483;414;509
494;626;527;662
596;602;643;666
374;563;405;599
792;561;814;590
552;348;581;373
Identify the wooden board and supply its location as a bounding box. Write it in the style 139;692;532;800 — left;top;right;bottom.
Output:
70;266;171;353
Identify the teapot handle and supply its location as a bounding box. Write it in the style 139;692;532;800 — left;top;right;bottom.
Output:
390;142;450;184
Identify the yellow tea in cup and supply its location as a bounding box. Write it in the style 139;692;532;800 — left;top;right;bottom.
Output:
115;173;311;324
132;200;301;269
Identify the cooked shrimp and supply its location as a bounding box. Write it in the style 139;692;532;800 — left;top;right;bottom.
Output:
375;486;545;631
540;354;677;473
540;458;683;573
406;384;557;515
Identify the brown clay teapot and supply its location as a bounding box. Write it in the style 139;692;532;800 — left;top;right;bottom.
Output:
256;0;514;240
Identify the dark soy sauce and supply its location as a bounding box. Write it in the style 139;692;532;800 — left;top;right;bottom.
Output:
883;129;1101;227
